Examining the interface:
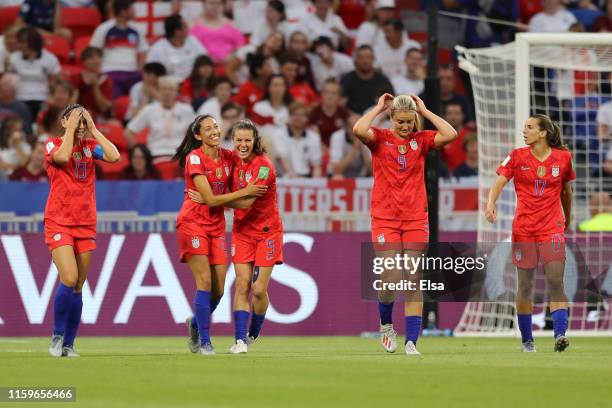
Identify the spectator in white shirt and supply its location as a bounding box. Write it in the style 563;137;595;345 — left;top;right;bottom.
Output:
90;0;149;98
329;115;371;179
9;26;60;118
197;76;234;122
0;116;31;180
355;0;396;47
126;76;195;160
250;0;290;48
274;101;322;178
146;14;208;83
219;101;244;150
299;0;351;50
528;0;577;33
374;18;421;78
391;48;425;96
598;100;612;152
126;62;167;120
309;36;354;92
252;73;292;135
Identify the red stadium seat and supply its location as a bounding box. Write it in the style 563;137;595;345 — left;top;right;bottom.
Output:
97;122;128;153
60;64;82;80
437;48;453;65
409;31;427;48
397;0;421;11
0;6;19;33
60;7;101;39
113;96;131;122
134;128;149;145
74;35;92;62
43;34;71;64
154;160;180;180
338;0;367;30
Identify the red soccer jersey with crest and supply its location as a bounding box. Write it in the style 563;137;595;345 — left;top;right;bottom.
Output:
44;137;99;226
367;128;438;221
232;154;282;235
176;147;234;236
496;146;575;236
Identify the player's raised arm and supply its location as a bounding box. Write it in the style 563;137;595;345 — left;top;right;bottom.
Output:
52;108;81;165
410;95;458;148
81;109;121;163
561;181;573;230
192;174;267;208
352;93;394;144
485;175;509;223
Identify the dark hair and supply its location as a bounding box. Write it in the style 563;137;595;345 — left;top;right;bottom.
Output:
129;144;156;174
0;116;22;149
221;102;241;117
42;106;63;134
61;104;83;119
17;27;43;57
113;0;134;17
212;75;233;90
405;47;422;58
356;44;374;54
80;46;103;62
383;18;404;31
173;114;214;168
164;14;183;39
247;52;269;79
190;55;216;95
231;119;266;155
268;0;286;20
143;62;167;76
312;36;333;50
444;102;463;114
263;74;292;105
530;114;568;150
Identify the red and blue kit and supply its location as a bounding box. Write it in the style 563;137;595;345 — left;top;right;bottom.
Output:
231;154;283;266
176;147;234;264
367;127;438;248
497;147;576;268
44;137;102;253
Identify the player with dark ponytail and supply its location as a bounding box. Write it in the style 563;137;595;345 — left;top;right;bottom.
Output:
487;114;574;353
175;114;267;355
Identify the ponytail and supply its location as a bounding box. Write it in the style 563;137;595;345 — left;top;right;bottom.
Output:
530;114;568;150
173;115;213;168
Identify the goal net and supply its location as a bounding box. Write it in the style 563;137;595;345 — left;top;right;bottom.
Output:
455;33;612;336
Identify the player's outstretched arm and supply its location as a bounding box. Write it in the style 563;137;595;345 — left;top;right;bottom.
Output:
52;108;81;165
561;181;573;230
353;93;393;144
485;175;509;223
192;175;267;208
411;95;458;148
82;109;121;163
188;189;257;209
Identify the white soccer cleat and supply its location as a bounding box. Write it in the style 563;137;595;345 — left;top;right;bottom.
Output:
229;339;248;354
62;346;80;357
186;317;200;353
199;343;215;355
404;340;421;356
379;323;397;353
48;334;63;357
247;335;258;345
521;340;537;353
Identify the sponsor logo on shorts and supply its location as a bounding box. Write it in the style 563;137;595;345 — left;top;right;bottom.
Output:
192;236;200;249
514;249;522;261
377;233;385;244
410;139;418;151
53;233;61;241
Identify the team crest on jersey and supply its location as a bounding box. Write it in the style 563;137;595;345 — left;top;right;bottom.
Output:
552;165;559;177
398;145;407;154
53;233;61;241
83;146;92;158
245;171;252;182
514;249;522;261
216;168;222;179
192;236;200;249
410;139;418;151
72;152;82;161
537;166;546;177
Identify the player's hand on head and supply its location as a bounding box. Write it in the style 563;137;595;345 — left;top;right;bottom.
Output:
187;189;204;204
245;182;268;197
66;108;83;131
81;109;95;130
411;95;427;114
377;93;394;112
485;203;496;223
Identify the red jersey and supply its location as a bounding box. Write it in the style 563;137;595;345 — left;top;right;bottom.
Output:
176;147;234;236
232;154;282;235
44;137;99;226
367;128;437;221
232;80;264;115
496;146;575;236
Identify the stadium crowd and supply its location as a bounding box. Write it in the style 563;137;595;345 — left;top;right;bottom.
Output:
0;0;610;189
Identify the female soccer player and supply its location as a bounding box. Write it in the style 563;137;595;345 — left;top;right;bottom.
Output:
486;114;574;353
353;94;457;355
174;114;267;355
188;119;283;354
46;104;120;357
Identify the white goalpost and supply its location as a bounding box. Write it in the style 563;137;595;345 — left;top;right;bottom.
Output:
455;33;612;337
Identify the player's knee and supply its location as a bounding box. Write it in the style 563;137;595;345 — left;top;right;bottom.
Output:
234;277;250;297
60;274;78;288
251;284;268;301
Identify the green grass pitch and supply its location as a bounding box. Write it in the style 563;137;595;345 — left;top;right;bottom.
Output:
1;336;611;408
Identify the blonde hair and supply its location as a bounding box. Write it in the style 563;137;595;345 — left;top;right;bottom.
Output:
390;95;421;131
